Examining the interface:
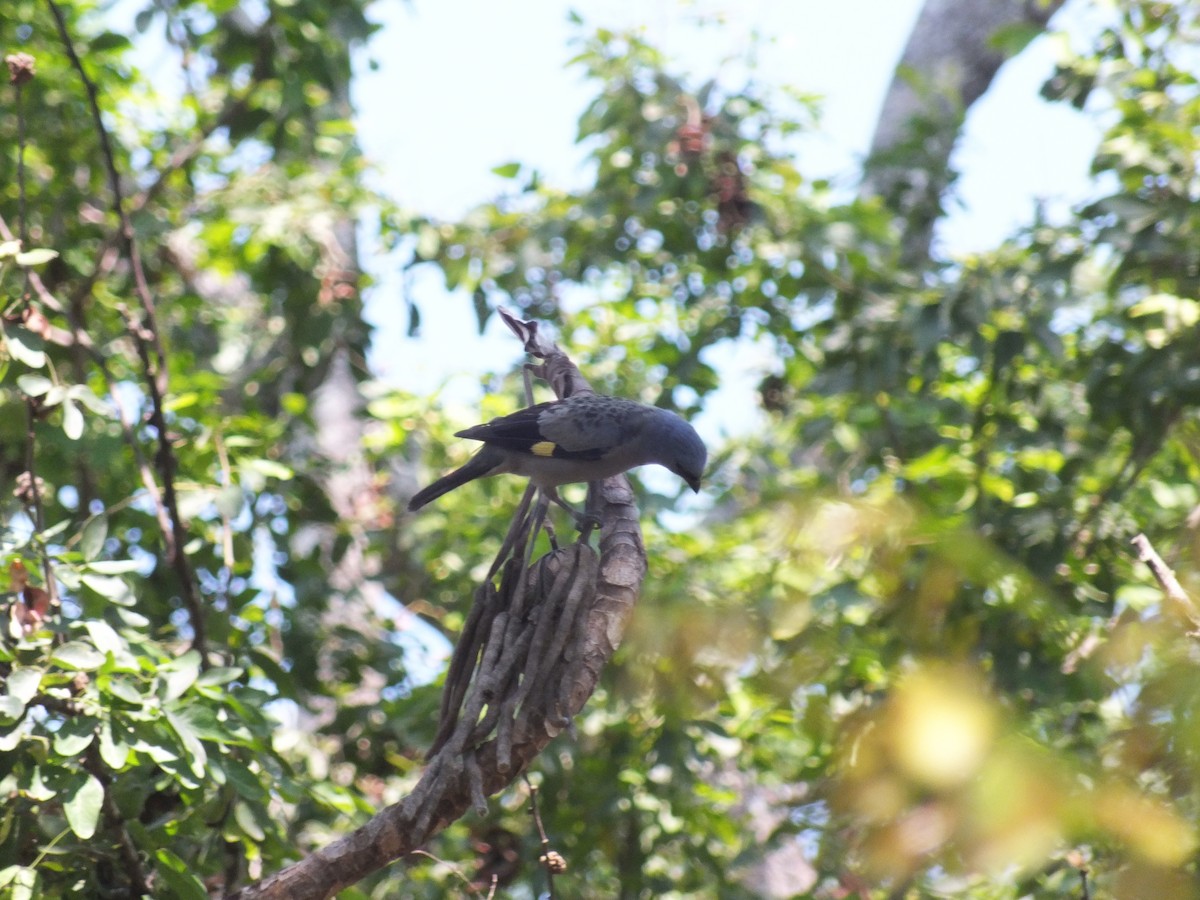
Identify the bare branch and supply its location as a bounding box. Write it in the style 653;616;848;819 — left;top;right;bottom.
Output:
1130;532;1200;629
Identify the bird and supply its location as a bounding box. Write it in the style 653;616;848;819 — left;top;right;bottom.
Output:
407;393;706;512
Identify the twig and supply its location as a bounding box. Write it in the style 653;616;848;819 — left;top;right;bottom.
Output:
48;0;207;663
84;745;151;896
23;402;57;604
7;53;32;248
524;775;564;898
1130;533;1200;629
8;53;56;608
409;850;494;899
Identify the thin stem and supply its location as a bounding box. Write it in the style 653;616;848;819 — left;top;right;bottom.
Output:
524;775;559;899
15;67;28;248
48;0;207;663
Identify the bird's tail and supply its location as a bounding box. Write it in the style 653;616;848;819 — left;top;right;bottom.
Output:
407;446;503;511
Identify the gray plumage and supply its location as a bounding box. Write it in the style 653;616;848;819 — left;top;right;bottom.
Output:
408;393;706;511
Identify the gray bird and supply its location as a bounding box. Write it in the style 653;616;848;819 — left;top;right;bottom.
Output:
408;393;707;512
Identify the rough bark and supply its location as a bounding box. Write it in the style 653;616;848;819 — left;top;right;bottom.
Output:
860;0;1067;264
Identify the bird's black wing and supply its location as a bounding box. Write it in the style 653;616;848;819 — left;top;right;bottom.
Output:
455;401;608;460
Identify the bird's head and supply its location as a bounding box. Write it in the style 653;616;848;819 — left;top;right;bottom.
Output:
652;410;707;493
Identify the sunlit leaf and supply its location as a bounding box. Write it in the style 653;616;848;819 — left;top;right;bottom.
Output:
62;398;84;440
51;641;106;671
78;515;108;562
13;248;58;267
62;774;104;839
5;326;45;368
5;668;41;706
153;850;208;900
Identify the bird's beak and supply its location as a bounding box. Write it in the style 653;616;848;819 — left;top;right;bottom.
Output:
686;475;702;493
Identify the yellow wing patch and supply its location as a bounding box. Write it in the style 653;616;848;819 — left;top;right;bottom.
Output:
531;440;558;457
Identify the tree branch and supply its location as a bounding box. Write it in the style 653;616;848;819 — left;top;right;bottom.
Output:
1130;532;1200;630
861;0;1067;263
48;0;207;662
229;312;648;899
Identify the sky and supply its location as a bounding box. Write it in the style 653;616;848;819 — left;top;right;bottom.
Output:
351;0;1103;414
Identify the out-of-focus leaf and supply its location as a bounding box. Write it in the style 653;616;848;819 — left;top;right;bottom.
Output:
78;515;108;561
5;668;41;706
51;641;106;671
62;398;84;440
62;774;103;839
153;850;208;900
5;326;45;368
14;248;58;267
161;651;202;702
16;374;53;396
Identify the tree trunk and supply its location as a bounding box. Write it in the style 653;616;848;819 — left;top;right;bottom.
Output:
861;0;1067;264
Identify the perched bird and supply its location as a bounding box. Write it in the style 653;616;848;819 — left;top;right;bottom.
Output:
408;393;706;512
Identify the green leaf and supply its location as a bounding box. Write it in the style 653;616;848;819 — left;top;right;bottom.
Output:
310;781;360;814
67;384;113;416
166;703;244;744
154;849;208;900
0;696;25;723
86;559;143;575
280;392;308;415
98;720;130;769
0;721;25;751
197;666;243;687
162;392;199;412
62;773;104;839
51;641;106;671
78;514;109;561
101;675;144;706
14;248;58;267
6;668;41;706
81;574;133;601
62;398;84;440
5;326;46;368
214;484;246;519
52;718;96;756
234;801;266;841
15;374;52;397
1116;583;1163;611
89;31;132;53
240;458;294;481
216;757;267;801
161;650;201;701
128;722;180;764
0;866;38;900
491;161;522;178
83;619;123;655
989;21;1044;55
473;287;490;332
24;766;56;801
165;710;207;777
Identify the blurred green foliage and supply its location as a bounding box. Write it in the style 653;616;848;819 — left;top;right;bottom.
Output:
3;1;1200;898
